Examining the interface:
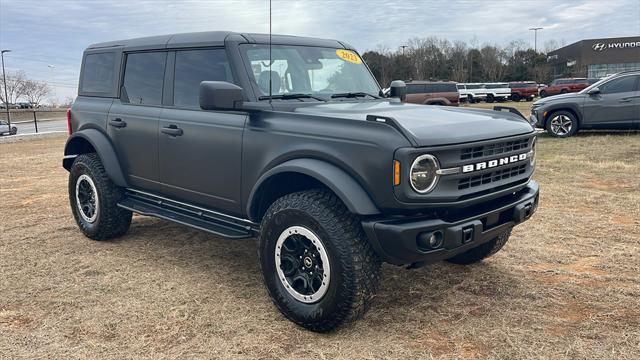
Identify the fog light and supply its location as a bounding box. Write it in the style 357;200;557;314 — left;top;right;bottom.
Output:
417;231;444;251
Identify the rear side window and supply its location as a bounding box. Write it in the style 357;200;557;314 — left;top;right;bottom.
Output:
173;49;233;109
81;52;115;94
407;84;426;94
122;52;167;105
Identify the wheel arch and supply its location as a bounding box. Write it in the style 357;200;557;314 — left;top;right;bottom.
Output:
544;106;582;128
247;158;380;222
63;129;128;187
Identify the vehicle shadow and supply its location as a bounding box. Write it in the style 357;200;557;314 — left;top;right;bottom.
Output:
109;216;524;332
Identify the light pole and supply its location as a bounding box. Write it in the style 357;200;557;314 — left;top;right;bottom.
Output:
48;64;57;107
529;27;543;53
400;45;408;55
1;49;11;129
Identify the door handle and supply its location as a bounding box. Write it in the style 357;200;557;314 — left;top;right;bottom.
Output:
161;125;183;136
109;118;126;128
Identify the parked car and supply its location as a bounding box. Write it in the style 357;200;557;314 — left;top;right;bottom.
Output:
404;81;459;106
456;83;487;103
530;70;640;137
0;120;18;136
64;31;539;332
17;102;34;109
540;78;599;97
509;81;538;101
484;83;511;103
0;103;20;109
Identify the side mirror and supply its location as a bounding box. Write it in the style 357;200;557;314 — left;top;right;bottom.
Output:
389;80;407;101
587;87;601;95
199;81;243;111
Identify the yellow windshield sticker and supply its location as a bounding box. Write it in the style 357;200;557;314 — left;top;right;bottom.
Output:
336;49;362;64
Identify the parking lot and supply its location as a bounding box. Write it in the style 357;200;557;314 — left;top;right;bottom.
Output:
1;129;638;359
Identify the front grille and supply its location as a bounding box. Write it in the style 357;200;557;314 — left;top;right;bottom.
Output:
460;138;529;160
458;164;527;190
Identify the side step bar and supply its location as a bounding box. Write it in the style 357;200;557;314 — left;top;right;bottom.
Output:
117;189;258;239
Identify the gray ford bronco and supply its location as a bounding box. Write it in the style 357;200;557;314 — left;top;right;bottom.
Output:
64;31;539;332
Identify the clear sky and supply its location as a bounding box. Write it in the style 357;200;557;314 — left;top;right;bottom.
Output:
1;0;639;103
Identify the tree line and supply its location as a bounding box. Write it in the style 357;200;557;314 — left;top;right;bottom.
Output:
0;70;52;106
362;37;560;87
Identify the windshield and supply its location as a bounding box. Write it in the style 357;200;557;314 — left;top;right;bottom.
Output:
241;44;380;100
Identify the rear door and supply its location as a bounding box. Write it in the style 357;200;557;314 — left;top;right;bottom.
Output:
158;48;246;214
108;51;167;192
583;75;639;128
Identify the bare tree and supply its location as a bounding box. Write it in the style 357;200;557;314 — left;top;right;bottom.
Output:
0;70;27;104
22;80;51;106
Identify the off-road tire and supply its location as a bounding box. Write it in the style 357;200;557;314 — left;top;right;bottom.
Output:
69;153;132;240
545;110;579;138
446;228;512;265
258;189;381;332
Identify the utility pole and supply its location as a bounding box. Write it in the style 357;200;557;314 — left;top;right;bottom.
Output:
529;27;543;53
400;45;408;55
1;49;11;129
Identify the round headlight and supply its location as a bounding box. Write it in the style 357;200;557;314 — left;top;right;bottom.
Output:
410;154;440;194
529;137;537;167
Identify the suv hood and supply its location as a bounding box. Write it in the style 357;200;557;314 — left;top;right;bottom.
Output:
534;92;584;104
294;101;534;147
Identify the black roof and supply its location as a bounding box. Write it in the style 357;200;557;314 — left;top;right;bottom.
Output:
87;31;352;52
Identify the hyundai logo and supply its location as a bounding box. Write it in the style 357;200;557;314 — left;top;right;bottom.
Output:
592;43;606;51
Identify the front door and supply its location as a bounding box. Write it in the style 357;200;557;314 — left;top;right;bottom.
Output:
583;74;639;128
158;48;245;214
107;51;167;192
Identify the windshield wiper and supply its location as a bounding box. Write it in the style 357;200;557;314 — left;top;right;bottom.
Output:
259;93;326;101
331;92;380;99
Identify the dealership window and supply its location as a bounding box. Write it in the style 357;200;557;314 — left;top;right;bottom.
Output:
588;63;640;78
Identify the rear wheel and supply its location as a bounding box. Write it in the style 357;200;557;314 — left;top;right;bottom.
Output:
560;89;568;94
486;94;495;103
447;228;511;265
10;126;17;135
258;189;381;332
69;153;132;240
511;93;521;102
546;110;579;138
467;94;475;104
540;90;547;98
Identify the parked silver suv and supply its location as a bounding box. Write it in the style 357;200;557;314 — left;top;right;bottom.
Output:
530;71;640;137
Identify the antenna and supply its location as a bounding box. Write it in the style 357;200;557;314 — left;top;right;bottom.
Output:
269;0;272;104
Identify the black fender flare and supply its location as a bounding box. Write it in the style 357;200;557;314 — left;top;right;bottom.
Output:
247;158;380;221
63;129;128;187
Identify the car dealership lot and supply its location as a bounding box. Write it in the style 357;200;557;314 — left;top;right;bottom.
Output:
1;132;638;359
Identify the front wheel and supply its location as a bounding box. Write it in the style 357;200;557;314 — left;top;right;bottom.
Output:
447;228;512;265
10;126;17;135
68;153;132;240
258;189;381;332
546;110;579;138
486;94;495;103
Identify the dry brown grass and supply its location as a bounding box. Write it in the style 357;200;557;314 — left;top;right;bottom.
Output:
1;132;639;359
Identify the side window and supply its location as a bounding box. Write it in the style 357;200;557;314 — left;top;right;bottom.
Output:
424;84;434;93
173;49;234;109
599;76;637;94
122;52;167;105
81;52;115;94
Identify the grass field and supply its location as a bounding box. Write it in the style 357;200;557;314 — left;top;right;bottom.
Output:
1;131;639;359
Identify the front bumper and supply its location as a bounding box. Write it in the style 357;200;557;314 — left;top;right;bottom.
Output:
529;113;543;128
362;180;539;265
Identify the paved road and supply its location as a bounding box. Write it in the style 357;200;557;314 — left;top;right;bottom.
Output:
13;118;67;135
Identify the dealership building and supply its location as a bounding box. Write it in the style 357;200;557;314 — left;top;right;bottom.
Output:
547;36;640;79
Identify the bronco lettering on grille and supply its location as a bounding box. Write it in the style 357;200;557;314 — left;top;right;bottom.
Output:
462;153;528;173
